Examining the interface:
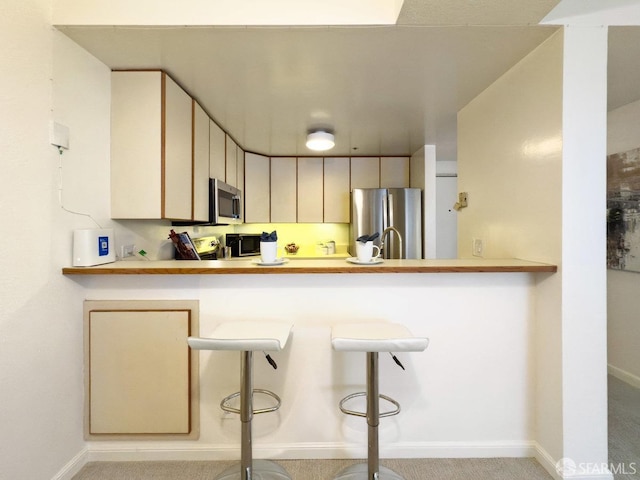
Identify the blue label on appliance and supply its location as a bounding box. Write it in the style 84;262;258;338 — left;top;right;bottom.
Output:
98;236;109;256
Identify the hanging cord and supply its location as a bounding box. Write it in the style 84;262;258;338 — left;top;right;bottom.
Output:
57;147;102;229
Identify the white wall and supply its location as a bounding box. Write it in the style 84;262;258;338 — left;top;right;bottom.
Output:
607;98;640;386
0;2;102;478
457;31;565;468
559;26;608;474
458;26;611;479
456;29;563;262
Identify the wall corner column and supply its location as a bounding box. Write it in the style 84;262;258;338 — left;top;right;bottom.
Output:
560;24;610;479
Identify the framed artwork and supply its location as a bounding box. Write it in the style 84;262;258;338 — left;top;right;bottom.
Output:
607;146;640;272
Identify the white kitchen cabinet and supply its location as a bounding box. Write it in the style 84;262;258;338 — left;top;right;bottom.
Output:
380;156;410;188
164;76;193;220
324;157;351;223
226;134;238;188
297;157;324;223
111;71;193;220
84;300;199;439
237;146;245;221
192;100;210;222
351;157;380;189
209;119;226;182
271;157;297;223
244;152;270;223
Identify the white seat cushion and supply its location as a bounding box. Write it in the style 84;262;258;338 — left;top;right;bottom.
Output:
332;322;429;352
188;321;293;352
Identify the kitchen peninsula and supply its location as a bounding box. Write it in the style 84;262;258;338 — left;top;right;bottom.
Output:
65;257;556;465
62;258;556;275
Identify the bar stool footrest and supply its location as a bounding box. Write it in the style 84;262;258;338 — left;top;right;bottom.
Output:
221;389;282;415
339;392;401;418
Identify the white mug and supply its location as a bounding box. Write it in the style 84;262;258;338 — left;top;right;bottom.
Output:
260;241;278;263
356;241;381;262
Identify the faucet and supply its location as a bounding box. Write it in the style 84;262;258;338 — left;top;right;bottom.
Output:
381;226;403;259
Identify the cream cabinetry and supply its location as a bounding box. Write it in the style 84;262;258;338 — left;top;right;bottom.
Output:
380;156;410;188
244;152;270;223
226;134;238;188
297;157;323;222
192;101;210;222
84;300;199;439
271;157;297;223
324;157;351;223
351;157;380;189
209;119;226;182
243;156;410;224
111;71;193;220
237;146;245;210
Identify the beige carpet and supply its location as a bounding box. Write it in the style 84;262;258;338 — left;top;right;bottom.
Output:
72;457;553;480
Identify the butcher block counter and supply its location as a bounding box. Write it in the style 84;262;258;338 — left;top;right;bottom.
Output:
62;258;556;275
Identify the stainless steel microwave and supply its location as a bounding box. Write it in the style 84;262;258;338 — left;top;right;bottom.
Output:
172;178;241;227
210;178;241;225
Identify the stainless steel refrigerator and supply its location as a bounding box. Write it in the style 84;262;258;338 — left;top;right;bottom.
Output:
350;188;423;259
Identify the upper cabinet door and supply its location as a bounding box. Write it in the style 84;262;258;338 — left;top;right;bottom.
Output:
192;101;210;222
271;157;297;223
297;157;323;223
209;120;225;182
351;157;380;189
324;157;350;223
380;157;409;188
163;74;193;220
111;71;163;219
236;146;245;221
244;153;270;223
226;135;238;188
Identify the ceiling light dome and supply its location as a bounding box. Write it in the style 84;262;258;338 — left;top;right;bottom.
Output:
306;131;335;151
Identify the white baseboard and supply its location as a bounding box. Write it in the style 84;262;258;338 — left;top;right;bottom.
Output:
534;443;614;480
51;447;89;480
84;440;536;462
57;441;618;480
608;364;640;389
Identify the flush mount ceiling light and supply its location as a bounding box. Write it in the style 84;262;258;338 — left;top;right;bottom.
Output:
306;130;335;151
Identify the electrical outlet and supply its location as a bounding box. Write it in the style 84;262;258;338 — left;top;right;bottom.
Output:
121;244;136;258
472;238;484;257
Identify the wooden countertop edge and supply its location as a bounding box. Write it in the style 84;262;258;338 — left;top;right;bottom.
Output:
62;262;557;275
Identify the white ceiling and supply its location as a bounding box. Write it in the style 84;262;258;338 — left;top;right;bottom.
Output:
56;0;640;159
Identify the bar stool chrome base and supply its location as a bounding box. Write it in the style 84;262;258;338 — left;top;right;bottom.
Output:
331;323;429;480
188;321;294;480
216;459;292;480
333;463;405;480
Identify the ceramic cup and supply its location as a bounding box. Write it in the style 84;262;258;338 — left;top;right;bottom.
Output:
356;241;381;262
260;241;278;263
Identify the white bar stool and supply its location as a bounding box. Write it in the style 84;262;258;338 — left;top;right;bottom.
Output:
188;321;293;480
331;322;429;480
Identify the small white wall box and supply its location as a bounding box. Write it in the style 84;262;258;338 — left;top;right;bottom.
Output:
73;229;116;266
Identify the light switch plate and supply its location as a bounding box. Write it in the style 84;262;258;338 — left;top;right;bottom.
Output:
472;238;484;257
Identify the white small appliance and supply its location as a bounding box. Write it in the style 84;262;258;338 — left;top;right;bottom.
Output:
73;228;116;266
